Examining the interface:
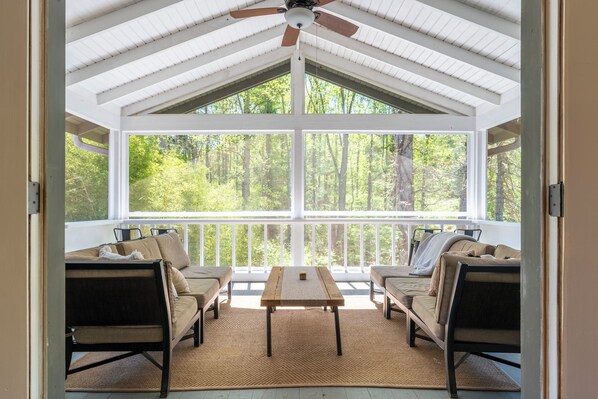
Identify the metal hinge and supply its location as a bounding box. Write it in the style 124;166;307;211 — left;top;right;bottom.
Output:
28;181;40;215
548;182;564;218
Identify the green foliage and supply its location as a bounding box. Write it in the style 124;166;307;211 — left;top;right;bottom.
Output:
487;144;521;223
64;134;109;222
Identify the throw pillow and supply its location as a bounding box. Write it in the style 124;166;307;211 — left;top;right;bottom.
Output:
170;264;190;294
99;245;144;260
428;250;474;296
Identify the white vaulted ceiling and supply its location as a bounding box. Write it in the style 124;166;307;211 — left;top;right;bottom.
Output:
65;0;521;118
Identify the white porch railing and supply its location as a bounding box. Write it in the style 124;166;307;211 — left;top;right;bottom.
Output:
124;218;478;274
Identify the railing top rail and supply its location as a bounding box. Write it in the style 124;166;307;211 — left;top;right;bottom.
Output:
125;218;475;225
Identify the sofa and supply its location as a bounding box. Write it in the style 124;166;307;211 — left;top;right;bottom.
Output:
370;238;495;318
65;259;201;398
383;244;522;398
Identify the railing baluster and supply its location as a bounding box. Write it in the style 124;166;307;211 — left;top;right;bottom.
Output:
232;224;236;272
311;224;316;267
391;224;396;266
360;224;364;273
343;224;348;273
279;224;284;266
264;224;268;272
215;224;220;267
376;224;381;265
200;224;204;267
248;224;252;274
184;224;189;254
407;224;413;266
327;224;332;271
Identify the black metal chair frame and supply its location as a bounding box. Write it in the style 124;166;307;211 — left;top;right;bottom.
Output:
65;260;202;398
151;227;178;236
454;228;483;241
113;227;143;242
406;263;521;398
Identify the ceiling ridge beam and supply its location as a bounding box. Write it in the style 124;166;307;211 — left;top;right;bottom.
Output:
66;0;283;86
67;0;184;45
324;1;520;83
122;47;295;116
416;0;520;40
301;45;475;116
97;25;286;105
303;27;501;105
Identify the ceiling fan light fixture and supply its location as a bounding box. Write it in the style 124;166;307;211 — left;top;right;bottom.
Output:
285;7;315;29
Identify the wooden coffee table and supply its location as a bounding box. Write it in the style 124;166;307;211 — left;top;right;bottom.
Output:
261;266;345;357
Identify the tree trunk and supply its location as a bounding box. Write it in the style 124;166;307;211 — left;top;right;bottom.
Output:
367;135;374;210
393;135;414;211
495;153;506;221
242;135;251;205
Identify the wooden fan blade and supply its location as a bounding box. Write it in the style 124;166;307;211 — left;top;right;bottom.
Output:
317;0;336;6
281;25;300;47
315;11;359;37
230;7;286;19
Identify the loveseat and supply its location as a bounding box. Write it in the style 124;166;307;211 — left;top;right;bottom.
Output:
379;243;522;398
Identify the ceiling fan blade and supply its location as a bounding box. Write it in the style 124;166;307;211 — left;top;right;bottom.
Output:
315;11;359;37
281;25;300;47
317;0;337;6
230;7;286;19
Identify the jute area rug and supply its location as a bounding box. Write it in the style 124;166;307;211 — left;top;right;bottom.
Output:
66;296;519;393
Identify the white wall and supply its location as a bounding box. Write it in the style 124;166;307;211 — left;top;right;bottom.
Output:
477;221;521;249
65;221;120;252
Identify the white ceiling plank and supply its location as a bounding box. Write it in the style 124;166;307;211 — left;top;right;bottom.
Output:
301;45;475;116
324;1;520;83
121;113;477;133
66;0;284;86
304;28;501;105
67;0;185;45
97;25;286;105
122;47;295;116
66;88;121;130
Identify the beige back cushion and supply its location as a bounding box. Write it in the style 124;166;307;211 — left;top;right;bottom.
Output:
65;244;118;260
448;240;495;256
435;254;521;325
117;237;162;260
153;232;191;270
494;244;521;259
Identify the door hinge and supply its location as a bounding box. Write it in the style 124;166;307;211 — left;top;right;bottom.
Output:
548;182;564;218
28;181;40;215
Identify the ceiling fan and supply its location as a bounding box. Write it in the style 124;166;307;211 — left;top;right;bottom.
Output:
230;0;359;47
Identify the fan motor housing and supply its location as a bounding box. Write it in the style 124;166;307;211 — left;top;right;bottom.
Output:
286;0;318;10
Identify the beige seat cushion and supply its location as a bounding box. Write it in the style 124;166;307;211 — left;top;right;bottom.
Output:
494;244;521;259
385;277;431;309
117;237;162;260
411;295;520;346
370;266;418;289
153;232;191;270
180;266;233;288
73;296;198;344
181;279;220;308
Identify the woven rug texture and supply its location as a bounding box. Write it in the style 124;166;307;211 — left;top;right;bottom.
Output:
66;296;519;392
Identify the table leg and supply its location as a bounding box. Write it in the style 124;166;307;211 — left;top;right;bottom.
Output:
266;306;272;357
333;306;342;356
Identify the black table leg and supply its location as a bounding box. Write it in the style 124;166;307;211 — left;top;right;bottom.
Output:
266;306;272;357
333;306;342;356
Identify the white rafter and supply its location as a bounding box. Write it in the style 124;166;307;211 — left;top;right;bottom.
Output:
303;27;501;105
301;46;475;116
122;47;295;116
97;25;286;105
66;0;284;86
67;0;184;45
416;0;520;40
323;1;520;84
